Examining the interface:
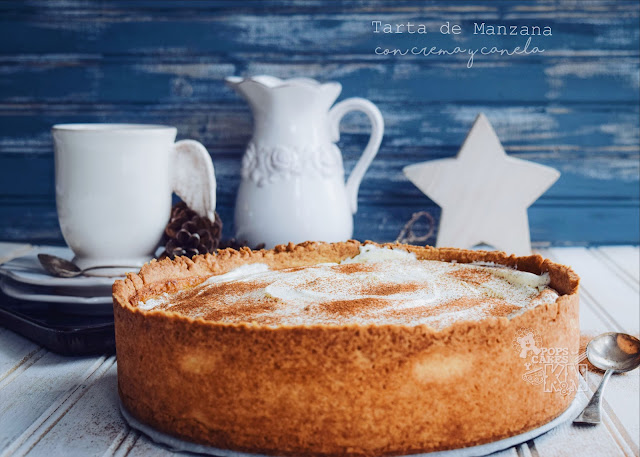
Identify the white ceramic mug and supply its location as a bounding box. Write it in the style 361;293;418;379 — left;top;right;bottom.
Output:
52;124;216;273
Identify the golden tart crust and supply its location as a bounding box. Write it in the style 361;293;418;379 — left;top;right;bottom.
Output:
113;241;580;457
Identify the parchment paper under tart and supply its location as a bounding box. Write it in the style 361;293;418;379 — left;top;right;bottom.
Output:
113;240;580;457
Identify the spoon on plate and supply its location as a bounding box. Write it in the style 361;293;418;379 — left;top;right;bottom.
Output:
37;253;138;278
573;332;640;425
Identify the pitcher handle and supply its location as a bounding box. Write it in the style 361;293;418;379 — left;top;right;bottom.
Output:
170;139;217;222
329;98;384;214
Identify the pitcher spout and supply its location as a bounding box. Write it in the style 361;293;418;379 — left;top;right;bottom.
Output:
225;75;342;111
225;76;277;109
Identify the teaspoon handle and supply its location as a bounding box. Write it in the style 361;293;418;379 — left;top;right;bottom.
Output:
574;369;613;424
82;265;139;273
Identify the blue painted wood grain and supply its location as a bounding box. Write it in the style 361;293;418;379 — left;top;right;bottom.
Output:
0;0;638;245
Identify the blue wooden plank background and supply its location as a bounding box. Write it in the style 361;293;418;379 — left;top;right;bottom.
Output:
0;0;638;246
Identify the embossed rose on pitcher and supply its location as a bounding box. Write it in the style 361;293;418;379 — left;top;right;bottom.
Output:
226;76;384;248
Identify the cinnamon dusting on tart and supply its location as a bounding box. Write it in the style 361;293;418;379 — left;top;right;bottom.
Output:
319;298;389;316
380;297;520;324
360;282;422;296
329;263;376;274
140;246;559;329
448;268;492;285
198;299;278;322
176;280;270;302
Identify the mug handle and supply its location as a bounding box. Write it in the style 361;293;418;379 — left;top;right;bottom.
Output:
170;139;217;221
329;98;384;214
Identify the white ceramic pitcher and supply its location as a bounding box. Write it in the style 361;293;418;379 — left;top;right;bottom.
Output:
226;76;384;248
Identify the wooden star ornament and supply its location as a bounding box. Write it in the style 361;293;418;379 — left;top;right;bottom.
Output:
403;113;560;256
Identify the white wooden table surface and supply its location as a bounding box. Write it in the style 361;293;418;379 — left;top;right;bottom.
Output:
0;244;638;457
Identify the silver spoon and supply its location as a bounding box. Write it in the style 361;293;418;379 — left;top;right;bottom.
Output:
37;253;138;278
573;332;640;425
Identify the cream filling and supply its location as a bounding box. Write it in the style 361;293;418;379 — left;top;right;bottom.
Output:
139;245;558;328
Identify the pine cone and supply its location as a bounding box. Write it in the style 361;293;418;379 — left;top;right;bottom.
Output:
161;202;222;259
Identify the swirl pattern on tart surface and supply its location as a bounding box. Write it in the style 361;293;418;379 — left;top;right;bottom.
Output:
139;245;559;329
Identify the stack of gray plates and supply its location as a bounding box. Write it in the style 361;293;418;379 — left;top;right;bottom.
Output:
0;246;120;316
